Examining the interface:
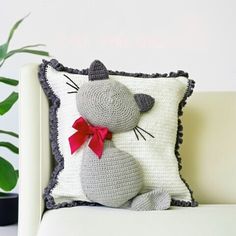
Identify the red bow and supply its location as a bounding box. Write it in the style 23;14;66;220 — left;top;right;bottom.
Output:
68;117;112;158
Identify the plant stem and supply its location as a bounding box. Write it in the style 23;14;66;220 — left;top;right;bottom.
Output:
0;59;5;68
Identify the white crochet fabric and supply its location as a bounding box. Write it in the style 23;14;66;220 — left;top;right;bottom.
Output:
45;64;193;205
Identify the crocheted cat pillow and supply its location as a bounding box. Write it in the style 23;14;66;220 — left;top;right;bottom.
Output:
39;58;197;210
74;60;171;210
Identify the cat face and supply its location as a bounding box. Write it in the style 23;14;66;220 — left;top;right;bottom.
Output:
76;60;155;133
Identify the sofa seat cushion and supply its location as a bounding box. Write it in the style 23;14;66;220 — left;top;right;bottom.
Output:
38;205;236;236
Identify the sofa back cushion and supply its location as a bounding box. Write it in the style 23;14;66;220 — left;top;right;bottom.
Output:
180;92;236;204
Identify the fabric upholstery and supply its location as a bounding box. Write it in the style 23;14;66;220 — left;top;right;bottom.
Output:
180;92;236;204
38;205;236;236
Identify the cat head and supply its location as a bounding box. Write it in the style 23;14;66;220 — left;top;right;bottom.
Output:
76;60;155;133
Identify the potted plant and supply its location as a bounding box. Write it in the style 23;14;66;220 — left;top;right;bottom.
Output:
0;15;49;226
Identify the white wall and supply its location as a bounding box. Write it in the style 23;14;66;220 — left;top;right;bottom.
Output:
1;0;236;192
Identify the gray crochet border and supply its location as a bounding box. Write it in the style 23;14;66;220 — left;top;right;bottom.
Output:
38;59;198;210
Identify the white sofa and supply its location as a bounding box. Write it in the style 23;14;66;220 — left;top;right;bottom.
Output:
18;64;236;236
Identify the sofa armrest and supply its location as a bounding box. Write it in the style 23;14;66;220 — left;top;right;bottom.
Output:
18;64;51;236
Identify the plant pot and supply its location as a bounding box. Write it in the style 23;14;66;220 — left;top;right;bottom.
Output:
0;193;18;226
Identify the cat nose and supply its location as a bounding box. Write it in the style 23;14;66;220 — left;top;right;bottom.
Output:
108;97;114;104
107;93;115;104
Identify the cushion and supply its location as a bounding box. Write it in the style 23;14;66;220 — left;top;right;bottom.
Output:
38;205;236;236
38;59;197;210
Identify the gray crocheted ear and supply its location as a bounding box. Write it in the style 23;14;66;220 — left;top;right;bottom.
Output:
88;60;109;81
134;94;155;112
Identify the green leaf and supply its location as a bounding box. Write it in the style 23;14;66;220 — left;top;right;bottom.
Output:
15;170;19;179
0;142;19;154
18;49;49;56
4;44;47;60
7;14;30;46
0;130;18;138
5;49;49;60
0;156;18;191
0;14;29;62
0;43;8;61
13;44;45;50
0;92;18;115
0;77;18;86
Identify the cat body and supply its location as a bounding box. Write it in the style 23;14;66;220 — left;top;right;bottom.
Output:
75;60;170;210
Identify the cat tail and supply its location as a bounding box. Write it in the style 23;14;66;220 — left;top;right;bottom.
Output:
121;188;171;211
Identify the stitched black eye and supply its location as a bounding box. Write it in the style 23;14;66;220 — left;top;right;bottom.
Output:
63;74;80;94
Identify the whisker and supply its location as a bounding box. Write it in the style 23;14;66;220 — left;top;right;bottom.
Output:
67;91;78;94
135;127;146;141
66;82;79;91
63;74;80;89
136;126;155;138
133;128;139;141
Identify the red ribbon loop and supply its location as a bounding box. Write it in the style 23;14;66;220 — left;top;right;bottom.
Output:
68;117;112;158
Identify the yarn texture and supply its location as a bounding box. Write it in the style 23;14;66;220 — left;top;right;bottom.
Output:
76;79;140;133
38;59;197;210
130;189;171;211
78;60;170;210
81;141;143;207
